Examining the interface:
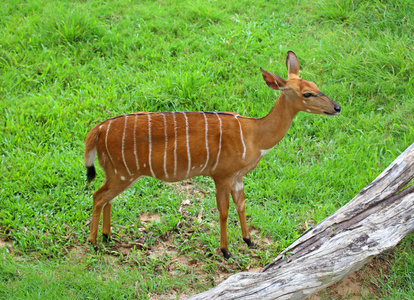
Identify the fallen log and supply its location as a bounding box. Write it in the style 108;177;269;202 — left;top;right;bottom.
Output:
188;143;414;299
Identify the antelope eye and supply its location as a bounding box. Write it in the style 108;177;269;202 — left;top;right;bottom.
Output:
303;93;313;98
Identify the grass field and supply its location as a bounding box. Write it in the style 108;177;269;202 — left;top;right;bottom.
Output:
1;0;413;298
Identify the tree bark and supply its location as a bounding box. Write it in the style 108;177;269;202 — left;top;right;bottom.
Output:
188;143;414;300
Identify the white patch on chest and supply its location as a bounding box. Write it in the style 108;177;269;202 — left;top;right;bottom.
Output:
233;180;243;192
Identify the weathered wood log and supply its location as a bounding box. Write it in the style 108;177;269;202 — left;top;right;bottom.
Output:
188;143;414;299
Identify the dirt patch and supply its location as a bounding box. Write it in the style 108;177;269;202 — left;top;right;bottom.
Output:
0;235;13;253
140;212;161;223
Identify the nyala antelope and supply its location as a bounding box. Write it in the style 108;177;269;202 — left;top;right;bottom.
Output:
84;51;341;259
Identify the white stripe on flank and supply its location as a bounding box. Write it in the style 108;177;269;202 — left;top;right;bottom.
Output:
173;112;178;177
200;112;209;173
122;116;132;176
212;112;222;171
148;114;156;178
162;113;169;179
234;115;246;159
133;114;140;170
183;112;191;178
105;119;116;173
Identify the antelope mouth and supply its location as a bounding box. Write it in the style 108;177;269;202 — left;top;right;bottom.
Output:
324;111;339;116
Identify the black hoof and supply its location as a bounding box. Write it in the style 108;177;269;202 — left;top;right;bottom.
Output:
102;234;111;243
88;241;99;252
243;237;256;249
221;248;231;260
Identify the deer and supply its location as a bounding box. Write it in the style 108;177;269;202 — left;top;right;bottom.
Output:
84;51;341;259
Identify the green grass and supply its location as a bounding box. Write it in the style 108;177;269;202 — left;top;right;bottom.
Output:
375;234;414;299
1;0;413;298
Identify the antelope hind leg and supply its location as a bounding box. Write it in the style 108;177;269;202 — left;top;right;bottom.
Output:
214;178;232;259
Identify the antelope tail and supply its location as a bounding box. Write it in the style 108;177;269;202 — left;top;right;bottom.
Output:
84;124;100;182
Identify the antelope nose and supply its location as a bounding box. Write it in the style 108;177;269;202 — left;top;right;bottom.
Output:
334;105;341;113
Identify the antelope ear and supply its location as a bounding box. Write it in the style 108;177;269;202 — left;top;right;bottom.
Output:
260;68;287;90
286;51;300;78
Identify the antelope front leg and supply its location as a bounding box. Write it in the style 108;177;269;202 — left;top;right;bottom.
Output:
231;177;255;249
214;178;232;259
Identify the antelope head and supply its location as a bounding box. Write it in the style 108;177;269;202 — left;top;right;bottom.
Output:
261;51;341;116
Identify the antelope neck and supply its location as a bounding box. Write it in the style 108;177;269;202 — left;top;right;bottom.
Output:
256;92;299;150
